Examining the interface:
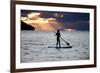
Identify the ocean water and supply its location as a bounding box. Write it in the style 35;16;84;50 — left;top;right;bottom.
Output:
21;30;89;63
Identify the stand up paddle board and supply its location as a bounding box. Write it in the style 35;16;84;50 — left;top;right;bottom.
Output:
48;46;72;48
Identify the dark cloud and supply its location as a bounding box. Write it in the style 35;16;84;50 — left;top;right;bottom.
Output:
21;10;90;31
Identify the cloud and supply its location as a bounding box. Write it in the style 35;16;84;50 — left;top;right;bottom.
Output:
21;11;89;31
27;12;41;20
53;13;64;18
21;12;63;31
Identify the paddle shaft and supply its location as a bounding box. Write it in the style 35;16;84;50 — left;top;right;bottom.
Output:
60;37;70;46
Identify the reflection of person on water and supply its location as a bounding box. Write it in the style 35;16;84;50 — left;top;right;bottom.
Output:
55;29;61;49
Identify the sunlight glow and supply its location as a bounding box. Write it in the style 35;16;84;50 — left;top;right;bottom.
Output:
64;29;76;32
21;12;63;31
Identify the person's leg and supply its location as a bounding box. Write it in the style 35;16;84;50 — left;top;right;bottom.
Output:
56;39;58;48
58;38;60;49
58;39;60;49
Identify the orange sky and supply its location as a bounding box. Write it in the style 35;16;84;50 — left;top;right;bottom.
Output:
21;12;63;31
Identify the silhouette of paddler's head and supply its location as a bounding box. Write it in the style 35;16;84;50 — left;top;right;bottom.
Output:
57;29;60;33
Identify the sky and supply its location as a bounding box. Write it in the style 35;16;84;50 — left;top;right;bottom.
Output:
21;10;90;32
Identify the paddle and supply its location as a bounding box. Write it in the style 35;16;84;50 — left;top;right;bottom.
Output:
60;37;70;46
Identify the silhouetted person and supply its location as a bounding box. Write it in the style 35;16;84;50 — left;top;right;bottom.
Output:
55;30;61;49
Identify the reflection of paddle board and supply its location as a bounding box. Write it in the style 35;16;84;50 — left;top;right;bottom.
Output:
48;46;72;48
